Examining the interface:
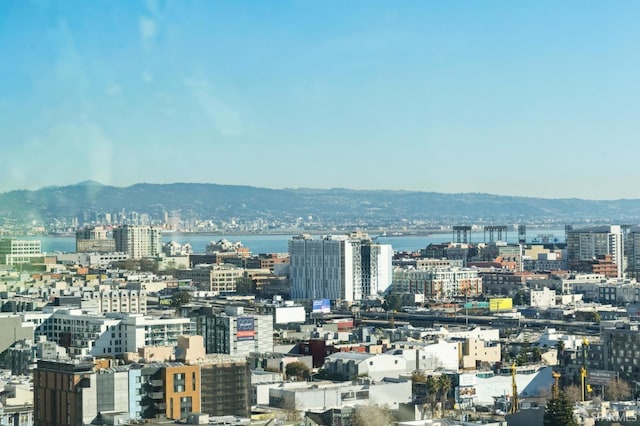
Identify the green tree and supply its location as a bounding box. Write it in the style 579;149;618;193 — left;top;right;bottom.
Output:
425;375;440;417
543;391;578;426
170;291;192;308
513;290;527;306
285;361;311;381
382;294;402;312
437;375;452;416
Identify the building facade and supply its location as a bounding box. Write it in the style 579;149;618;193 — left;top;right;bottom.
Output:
113;225;162;259
566;225;624;278
0;239;42;265
289;233;392;302
193;306;273;357
392;266;482;299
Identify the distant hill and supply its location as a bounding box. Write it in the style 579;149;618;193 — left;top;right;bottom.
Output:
1;182;639;228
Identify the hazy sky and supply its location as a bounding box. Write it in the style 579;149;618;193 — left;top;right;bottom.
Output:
2;1;639;200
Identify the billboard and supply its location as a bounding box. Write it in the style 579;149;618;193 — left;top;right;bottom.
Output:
489;298;513;312
275;306;306;325
312;299;331;314
459;373;477;387
589;370;617;386
236;317;255;341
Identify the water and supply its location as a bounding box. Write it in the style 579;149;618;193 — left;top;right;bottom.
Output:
16;228;566;255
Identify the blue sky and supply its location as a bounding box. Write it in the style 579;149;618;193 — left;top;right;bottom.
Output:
1;1;639;200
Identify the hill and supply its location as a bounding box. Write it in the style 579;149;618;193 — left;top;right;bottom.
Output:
0;182;638;230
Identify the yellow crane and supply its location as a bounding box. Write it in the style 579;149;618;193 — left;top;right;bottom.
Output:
581;337;592;401
510;363;519;413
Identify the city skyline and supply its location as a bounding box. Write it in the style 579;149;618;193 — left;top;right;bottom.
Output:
2;1;640;199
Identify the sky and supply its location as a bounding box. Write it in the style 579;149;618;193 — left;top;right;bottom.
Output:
1;1;639;200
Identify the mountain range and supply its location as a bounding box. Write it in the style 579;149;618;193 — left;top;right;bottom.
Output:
1;181;639;228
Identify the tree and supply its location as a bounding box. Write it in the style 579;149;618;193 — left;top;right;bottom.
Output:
382;294;402;312
425;375;440;417
170;291;191;308
605;378;631;401
353;405;394;426
564;384;582;403
543;391;578;426
285;361;310;381
437;375;452;416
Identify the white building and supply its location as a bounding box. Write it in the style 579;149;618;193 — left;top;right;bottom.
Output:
113;225;162;259
289;233;393;302
530;287;556;308
392;266;482;298
268;378;412;412
34;309;193;357
322;352;407;381
388;340;460;371
0;239;42;265
56;252;130;268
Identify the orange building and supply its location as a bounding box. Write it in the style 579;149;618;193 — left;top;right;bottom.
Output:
162;364;201;420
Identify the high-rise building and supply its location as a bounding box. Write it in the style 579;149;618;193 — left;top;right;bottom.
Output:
0;238;42;265
113;225;162;259
624;227;640;280
289;233;392;302
566;225;624;278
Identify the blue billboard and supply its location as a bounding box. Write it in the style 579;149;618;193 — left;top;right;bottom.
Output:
312;299;331;314
236;317;255;341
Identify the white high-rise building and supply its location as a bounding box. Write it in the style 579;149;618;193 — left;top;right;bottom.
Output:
113;225;162;259
289;233;392;302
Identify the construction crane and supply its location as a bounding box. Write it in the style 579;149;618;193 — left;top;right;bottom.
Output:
510;363;519;413
581;337;592;401
552;371;562;399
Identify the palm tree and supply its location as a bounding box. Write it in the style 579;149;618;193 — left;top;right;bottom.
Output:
437;375;452;416
425;375;439;417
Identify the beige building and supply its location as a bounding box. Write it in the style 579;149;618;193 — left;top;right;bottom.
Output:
460;338;501;370
176;264;244;294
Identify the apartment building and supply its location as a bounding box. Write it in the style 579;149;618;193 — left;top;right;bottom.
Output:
192;306;273;357
35;310;193;357
113;225;162;259
289;233;392;302
566;225;624;278
392;266;482;298
33;359;201;425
